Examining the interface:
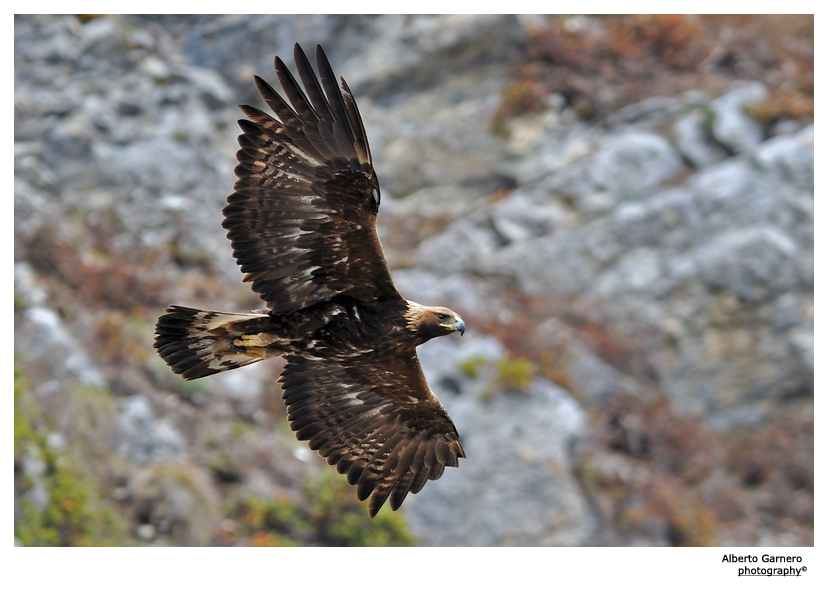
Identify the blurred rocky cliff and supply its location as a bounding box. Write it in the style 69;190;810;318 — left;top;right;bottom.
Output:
14;15;813;546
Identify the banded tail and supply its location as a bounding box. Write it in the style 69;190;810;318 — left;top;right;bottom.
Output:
154;305;275;380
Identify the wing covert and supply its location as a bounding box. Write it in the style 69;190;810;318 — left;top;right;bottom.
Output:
279;351;465;517
222;43;400;315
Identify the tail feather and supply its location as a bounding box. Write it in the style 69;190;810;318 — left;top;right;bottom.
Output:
154;305;274;380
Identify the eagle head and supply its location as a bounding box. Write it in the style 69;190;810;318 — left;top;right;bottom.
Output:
404;301;465;342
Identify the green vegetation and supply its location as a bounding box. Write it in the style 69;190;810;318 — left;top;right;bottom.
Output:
303;469;415;546
456;354;487;379
495;355;535;393
14;367;129;546
236;469;415;547
14;358;417;547
14;290;27;314
456;352;538;401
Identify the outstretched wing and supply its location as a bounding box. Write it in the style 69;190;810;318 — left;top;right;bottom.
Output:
280;351;466;517
223;43;401;315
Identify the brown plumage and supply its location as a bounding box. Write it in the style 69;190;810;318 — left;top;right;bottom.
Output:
154;43;466;517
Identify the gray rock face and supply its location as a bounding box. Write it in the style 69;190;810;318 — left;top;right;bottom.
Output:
710;82;769;154
481;126;813;425
673;107;730;167
405;336;592;546
14;15;813;547
117;396;187;465
552;131;686;214
15;263;105;389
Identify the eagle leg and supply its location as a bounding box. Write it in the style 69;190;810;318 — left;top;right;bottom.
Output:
231;332;280;358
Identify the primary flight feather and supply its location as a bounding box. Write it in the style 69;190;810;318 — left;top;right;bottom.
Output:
154;43;466;517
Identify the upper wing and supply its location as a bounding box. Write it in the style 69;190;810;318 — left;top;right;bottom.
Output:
222;43;401;315
280;351;466;517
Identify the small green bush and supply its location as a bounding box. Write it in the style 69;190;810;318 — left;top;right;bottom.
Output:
14;367;129;546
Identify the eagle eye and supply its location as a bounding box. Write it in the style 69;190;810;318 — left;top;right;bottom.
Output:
436;313;449;322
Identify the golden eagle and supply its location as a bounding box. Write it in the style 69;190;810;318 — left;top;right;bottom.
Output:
154;44;466;517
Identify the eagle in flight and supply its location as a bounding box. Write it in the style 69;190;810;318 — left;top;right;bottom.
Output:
154;43;466;517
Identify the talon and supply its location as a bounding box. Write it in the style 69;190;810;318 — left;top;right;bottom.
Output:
232;333;278;357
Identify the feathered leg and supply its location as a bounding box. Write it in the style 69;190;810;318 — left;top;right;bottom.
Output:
154;305;278;380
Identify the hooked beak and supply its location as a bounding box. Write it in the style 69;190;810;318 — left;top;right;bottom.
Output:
455;317;466;336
